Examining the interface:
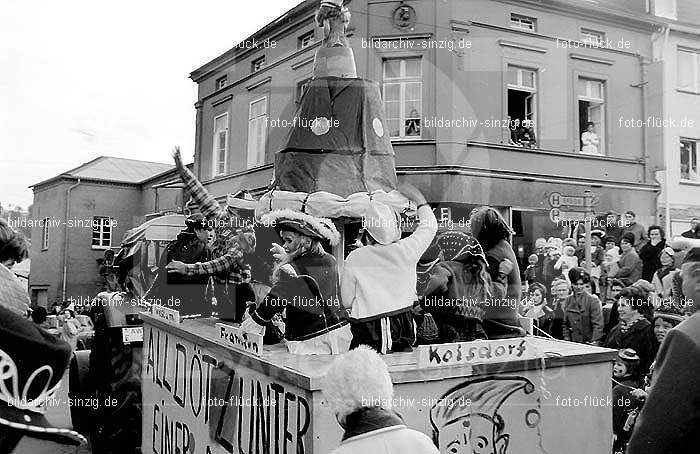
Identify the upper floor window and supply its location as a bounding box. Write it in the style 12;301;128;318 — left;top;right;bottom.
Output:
578;78;605;155
681;139;699;181
297;78;312;102
677;49;700;93
581;29;605;46
510;13;537;32
247;97;268;168
383;57;422;139
216;75;228;90
252;56;266;73
298;31;314;49
41;218;50;250
92;216;113;249
213;113;229;176
507;66;537;148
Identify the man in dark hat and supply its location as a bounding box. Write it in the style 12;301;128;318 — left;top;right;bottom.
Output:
627;247;700;453
167;147;258;322
0;305;87;453
680;217;700;239
147;213;211;317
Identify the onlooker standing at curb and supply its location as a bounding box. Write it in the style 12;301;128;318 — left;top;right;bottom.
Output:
639;225;667;282
680;217;700;239
341;183;437;353
627;248;700;453
322;345;439;454
622;211;647;251
617;233;642;285
562;268;604;345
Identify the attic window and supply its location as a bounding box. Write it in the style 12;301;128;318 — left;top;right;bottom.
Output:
216;75;227;90
298;31;314;49
252;56;266;73
510;13;536;32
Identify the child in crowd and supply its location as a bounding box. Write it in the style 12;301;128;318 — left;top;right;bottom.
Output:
524;254;539;290
612;348;643;453
554;245;579;281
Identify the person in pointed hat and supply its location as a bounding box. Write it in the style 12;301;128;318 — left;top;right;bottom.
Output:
167;147;258;322
0;304;87;453
241;209;351;355
340;183;438;354
429;376;540;454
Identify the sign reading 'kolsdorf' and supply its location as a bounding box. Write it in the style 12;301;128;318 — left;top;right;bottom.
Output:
417;338;539;369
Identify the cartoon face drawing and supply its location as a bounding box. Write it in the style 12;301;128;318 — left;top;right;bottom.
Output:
438;414;509;454
430;376;542;454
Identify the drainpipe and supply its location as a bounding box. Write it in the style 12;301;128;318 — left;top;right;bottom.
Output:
62;178;81;301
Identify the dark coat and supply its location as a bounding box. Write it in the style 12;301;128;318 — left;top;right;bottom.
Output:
616;248;643;284
627;314;700;453
604;317;658;373
639;240;666;283
562;293;604;343
252;249;348;341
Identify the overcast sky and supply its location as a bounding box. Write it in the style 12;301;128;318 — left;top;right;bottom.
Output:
0;0;300;209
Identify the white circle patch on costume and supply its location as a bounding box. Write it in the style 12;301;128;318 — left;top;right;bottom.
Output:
372;118;384;137
311;117;331;135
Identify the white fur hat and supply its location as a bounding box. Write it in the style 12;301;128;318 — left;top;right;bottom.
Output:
322;346;394;418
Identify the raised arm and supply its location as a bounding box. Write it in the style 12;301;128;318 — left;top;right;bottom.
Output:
172;146;223;220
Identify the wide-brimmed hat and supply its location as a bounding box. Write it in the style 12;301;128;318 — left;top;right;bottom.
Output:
654;301;685;326
226;189;257;211
260;209;340;246
362;201;401;245
0;305;87;445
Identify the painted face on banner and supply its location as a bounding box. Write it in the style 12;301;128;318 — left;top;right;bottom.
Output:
438;415;507;454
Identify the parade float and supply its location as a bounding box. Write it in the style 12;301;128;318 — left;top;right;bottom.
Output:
141;1;617;453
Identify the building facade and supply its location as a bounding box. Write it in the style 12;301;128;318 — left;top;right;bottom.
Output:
29;157;185;308
189;0;667;263
646;0;700;236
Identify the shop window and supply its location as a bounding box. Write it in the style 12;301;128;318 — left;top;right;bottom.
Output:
680;138;699;181
213;113;229;176
247;97;268;168
383;57;422;139
507;66;537;148
578;78;605;155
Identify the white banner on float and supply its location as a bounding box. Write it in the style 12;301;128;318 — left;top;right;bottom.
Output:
152;305;181;324
215;323;264;356
417;338;540;369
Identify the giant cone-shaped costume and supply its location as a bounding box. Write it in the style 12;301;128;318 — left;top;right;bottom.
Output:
257;0;411;219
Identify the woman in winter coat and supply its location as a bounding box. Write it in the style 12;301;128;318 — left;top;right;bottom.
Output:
651;247;677;299
639;225;667;283
322;346;438;454
604;286;658;373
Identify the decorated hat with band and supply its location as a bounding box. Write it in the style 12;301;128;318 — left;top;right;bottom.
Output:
0;304;87;445
260;209;341;246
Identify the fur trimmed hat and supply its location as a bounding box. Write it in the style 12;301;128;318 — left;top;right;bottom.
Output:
260;209;340;246
322;345;394;418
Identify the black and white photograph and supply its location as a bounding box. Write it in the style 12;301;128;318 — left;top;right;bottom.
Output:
2;0;700;453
